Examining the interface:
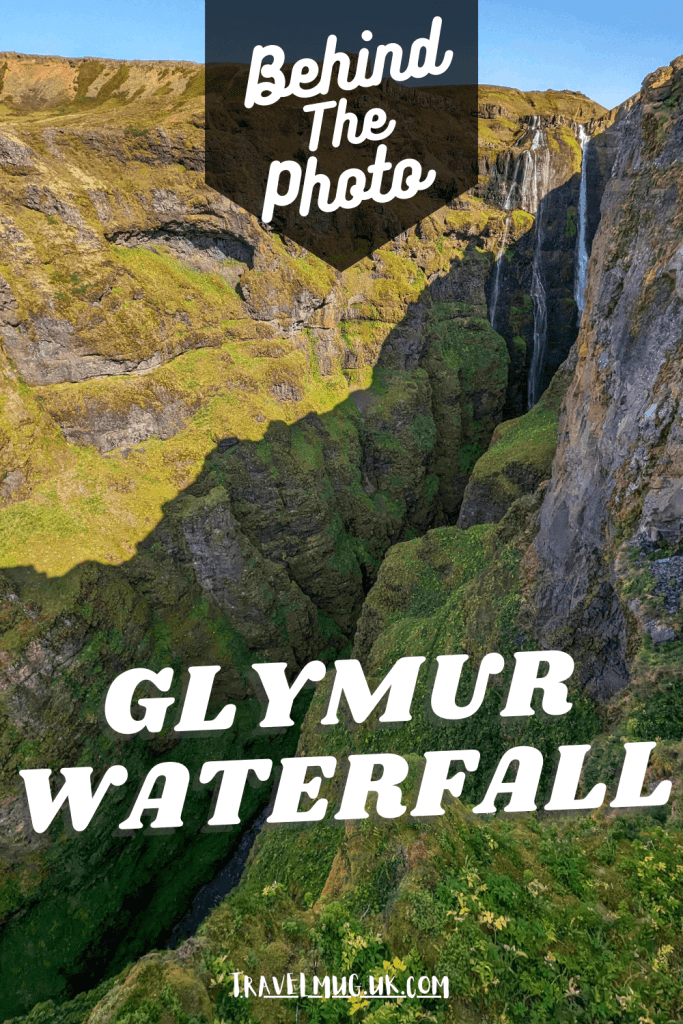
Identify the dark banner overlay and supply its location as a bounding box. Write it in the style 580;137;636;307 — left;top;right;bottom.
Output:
205;0;478;269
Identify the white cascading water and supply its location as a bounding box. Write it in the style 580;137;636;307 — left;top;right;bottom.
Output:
489;151;515;330
490;117;549;333
574;124;591;318
526;117;552;408
490;117;592;408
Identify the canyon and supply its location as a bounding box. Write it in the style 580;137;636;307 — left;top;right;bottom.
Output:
0;48;681;1024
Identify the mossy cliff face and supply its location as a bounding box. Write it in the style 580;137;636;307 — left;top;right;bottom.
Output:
71;58;683;1024
456;344;577;528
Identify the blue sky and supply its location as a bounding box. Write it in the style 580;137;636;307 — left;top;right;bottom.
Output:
479;0;683;109
2;0;682;109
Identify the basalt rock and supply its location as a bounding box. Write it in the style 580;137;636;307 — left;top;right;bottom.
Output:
533;55;683;693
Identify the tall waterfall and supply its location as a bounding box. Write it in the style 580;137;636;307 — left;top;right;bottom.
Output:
490;117;549;335
489;152;516;330
574;124;591;318
526;118;551;409
490;117;593;410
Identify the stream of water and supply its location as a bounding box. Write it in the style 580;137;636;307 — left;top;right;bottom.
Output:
574;124;591;318
489;152;515;330
166;808;269;948
525;119;551;409
491;119;592;409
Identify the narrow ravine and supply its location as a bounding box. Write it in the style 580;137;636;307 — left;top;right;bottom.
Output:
163;116;603;950
166;809;270;948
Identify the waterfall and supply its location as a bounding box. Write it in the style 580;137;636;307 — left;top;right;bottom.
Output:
526;118;551;408
488;115;554;408
489;117;545;331
489;152;516;330
527;209;549;408
574;124;591;318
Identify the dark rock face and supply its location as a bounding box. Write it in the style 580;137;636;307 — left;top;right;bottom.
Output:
0;131;36;171
532;56;683;695
110;228;254;274
485;132;583;415
483;108;623;418
0;315;173;385
456;473;512;528
55;391;200;452
651;555;683;615
0;272;19;327
457;342;577;530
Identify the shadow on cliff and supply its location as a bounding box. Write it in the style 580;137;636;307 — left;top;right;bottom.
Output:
485;133;606;417
0;162;598;1015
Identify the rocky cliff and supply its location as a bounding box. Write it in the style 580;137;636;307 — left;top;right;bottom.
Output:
3;47;682;1024
532;58;683;692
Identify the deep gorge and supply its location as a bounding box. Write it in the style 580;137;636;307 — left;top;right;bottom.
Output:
0;51;682;1024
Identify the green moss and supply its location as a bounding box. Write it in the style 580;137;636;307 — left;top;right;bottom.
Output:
4;975;123;1024
75;62;106;101
511;209;534;234
461;355;574;519
113;246;241;307
477;85;608;121
477;116;520;150
409;413;436;453
429;303;508;389
182;70;205;99
97;66;130;103
442;208;491;237
459;441;484;474
566;206;577;237
472;405;558;481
